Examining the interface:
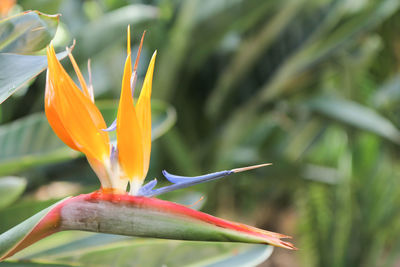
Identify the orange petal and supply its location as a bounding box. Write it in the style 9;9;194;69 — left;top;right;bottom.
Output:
67;50;92;101
136;51;156;177
116;51;144;182
45;70;79;151
45;45;110;162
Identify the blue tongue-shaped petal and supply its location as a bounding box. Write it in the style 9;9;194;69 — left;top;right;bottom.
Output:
162;169;233;184
139;163;271;197
104;118;117;132
138;178;157;196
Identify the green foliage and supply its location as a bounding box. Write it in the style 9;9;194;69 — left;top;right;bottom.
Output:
0;177;26;210
0;198;67;261
51;241;272;267
74;4;158;59
307;95;400;144
298;132;400;266
0;51;69;104
7;232;273;267
0;11;68;104
0;11;58;53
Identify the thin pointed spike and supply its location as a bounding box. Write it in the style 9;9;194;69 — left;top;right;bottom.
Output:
231;163;272;173
66;41;91;100
133;30;146;72
185;196;205;208
87;59;94;102
127;25;131;56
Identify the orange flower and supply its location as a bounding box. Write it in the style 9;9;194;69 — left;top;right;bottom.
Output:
45;26;156;195
46;26;271;198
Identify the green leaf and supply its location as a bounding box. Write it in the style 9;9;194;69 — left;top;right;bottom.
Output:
254;0;400;104
0;99;176;175
307;95;400;144
0;10;63;103
54;240;272;267
216;0;400;138
154;0;199;100
18;0;64;15
0;110;77;175
75;4;159;58
0;11;59;53
0;50;69;104
0;198;68;261
0;199;61;235
373;74;400;109
0;261;73;267
16;232;130;260
205;0;304;116
12;232;273;266
0;177;26;210
189;244;273;267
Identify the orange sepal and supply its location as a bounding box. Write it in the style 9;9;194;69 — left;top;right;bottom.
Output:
45;45;110;162
116;52;144;182
136;51;157;177
45;71;79;151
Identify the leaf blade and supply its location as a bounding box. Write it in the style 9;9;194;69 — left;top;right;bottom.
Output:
0;50;69;104
0;11;59;53
307;95;400;144
0;198;68;261
0;177;26;210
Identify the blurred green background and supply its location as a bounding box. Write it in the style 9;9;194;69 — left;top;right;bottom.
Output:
1;0;400;266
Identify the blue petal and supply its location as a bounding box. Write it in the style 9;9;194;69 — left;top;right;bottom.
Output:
103;118;117;132
162;170;233;184
141;170;234;197
138;164;271;197
138;178;157;196
110;145;118;164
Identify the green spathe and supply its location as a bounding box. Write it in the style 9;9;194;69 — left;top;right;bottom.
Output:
0;192;294;261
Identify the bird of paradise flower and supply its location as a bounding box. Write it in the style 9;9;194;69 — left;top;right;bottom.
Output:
0;26;295;262
45;25;280;199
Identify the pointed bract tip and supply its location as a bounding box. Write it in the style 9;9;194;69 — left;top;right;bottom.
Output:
127;25;131;56
133;30;146;71
63;39;76;56
231;163;272;173
279;240;298;250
